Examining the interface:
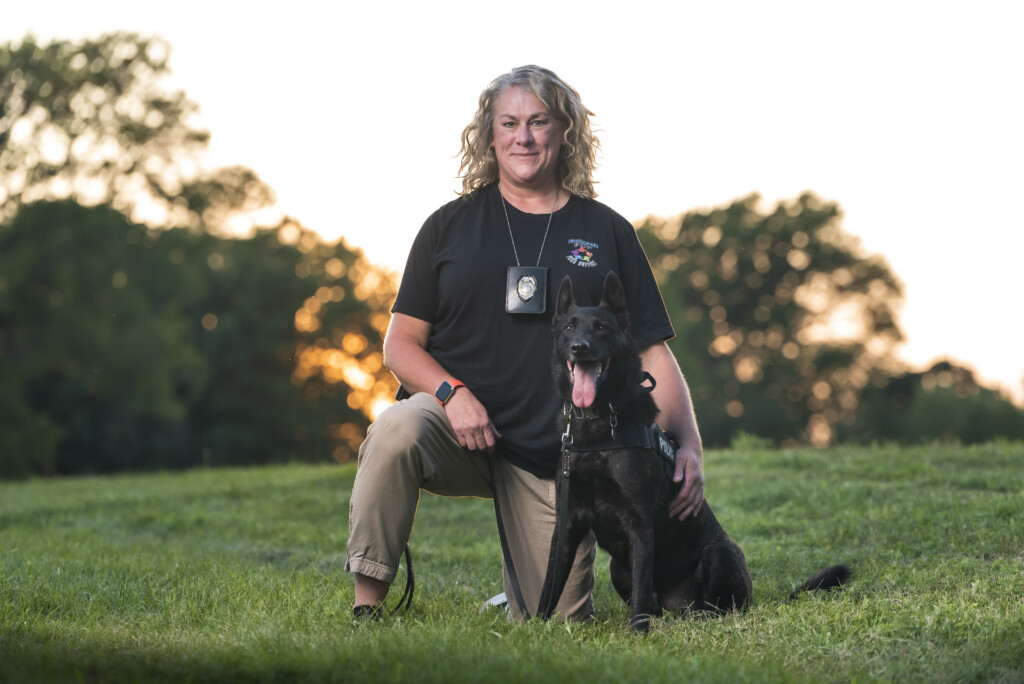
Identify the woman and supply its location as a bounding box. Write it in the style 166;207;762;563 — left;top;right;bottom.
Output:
346;65;705;621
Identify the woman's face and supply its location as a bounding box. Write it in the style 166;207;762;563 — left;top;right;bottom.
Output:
491;86;564;193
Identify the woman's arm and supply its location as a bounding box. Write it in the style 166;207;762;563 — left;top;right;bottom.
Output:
638;341;705;520
383;313;500;451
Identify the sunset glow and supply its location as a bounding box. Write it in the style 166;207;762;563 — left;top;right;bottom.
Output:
5;1;1022;412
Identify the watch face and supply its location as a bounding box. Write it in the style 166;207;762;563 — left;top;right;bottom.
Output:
436;381;453;403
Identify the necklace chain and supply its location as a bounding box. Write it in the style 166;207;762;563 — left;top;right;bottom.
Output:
500;187;559;267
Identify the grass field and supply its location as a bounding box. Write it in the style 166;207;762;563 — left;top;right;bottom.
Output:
2;442;1022;683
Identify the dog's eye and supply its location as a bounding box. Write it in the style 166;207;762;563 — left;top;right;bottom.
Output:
563;323;574;332
594;322;607;332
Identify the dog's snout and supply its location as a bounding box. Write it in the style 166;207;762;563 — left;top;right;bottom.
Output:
570;340;590;356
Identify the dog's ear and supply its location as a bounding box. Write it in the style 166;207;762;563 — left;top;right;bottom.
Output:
600;271;630;330
554;275;575;323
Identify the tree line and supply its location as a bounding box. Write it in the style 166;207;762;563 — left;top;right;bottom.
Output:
0;199;396;478
1;33;395;478
633;196;1024;447
2;33;1022;478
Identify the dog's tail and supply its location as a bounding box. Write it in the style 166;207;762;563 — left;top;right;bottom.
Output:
789;564;852;600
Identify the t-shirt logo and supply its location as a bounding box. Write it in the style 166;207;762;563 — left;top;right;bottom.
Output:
566;238;599;268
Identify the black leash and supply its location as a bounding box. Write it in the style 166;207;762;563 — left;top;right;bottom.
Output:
392;544;415;613
539;423;575;618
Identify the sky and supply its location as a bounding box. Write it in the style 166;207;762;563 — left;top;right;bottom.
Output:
5;0;1023;404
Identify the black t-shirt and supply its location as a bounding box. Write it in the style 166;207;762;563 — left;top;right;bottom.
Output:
393;183;674;477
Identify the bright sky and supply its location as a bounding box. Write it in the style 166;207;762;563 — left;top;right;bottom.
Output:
6;1;1023;404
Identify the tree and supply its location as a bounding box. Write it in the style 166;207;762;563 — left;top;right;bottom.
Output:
845;360;1024;444
0;200;398;477
636;193;904;447
174;217;398;467
0;201;205;475
1;32;272;230
0;32;399;477
276;220;398;463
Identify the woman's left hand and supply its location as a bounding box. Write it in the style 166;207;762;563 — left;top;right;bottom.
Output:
638;342;706;521
668;444;705;520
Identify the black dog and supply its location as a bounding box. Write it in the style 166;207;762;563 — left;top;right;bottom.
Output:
538;272;849;632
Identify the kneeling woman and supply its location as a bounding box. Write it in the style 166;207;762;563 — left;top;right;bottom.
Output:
345;64;705;621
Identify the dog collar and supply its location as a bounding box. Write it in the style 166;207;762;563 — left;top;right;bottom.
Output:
565;403;607;421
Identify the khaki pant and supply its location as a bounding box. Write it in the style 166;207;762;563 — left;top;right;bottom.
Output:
345;392;595;621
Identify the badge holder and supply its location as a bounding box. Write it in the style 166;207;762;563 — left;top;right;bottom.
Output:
506;266;548;315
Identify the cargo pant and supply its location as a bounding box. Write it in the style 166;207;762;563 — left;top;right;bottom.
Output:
345;392;595;621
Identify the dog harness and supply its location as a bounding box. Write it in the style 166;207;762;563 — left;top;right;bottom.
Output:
562;409;678;476
560;371;678;477
537;372;680;618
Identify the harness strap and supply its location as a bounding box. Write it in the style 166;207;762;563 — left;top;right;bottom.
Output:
610;371;656;413
567;421;678;478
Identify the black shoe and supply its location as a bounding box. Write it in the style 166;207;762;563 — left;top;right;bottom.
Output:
353;604;383;620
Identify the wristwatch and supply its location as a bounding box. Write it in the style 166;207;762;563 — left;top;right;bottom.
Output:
435;379;465;405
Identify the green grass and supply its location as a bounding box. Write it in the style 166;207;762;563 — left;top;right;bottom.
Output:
2;443;1023;683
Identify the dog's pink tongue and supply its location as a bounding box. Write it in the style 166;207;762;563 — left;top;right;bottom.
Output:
572;363;599;408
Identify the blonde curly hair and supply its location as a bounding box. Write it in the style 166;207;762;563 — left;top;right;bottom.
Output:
458;65;600;198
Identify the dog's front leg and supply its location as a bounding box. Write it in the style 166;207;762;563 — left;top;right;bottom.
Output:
628;526;655;633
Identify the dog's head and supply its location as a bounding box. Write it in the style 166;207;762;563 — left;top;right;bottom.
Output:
552;272;635;409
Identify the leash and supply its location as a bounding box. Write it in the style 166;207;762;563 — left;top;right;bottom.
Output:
539;420;575;618
392;544;415;613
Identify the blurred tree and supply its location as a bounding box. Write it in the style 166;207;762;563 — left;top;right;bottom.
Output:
0;201;205;474
176;217;397;467
0;378;59;478
0;200;397;477
845;360;1024;444
277;219;398;463
636;193;904;447
0;32;399;477
0;32;272;230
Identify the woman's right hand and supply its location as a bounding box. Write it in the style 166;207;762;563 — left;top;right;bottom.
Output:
444;387;501;452
383;313;501;452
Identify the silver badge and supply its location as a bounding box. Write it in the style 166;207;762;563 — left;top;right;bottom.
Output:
517;275;538;301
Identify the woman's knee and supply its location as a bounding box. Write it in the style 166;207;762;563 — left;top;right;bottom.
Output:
357;396;447;478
